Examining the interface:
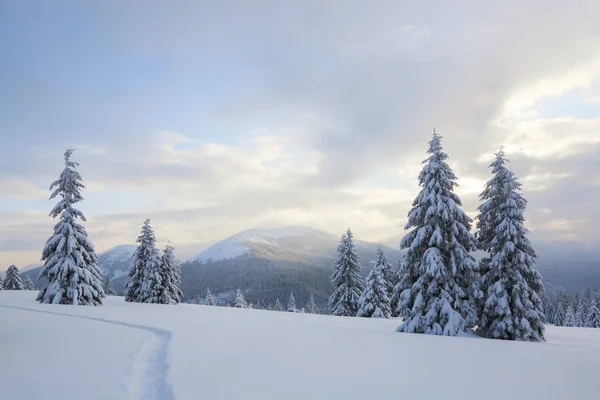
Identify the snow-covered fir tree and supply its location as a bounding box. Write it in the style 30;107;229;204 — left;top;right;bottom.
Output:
274;298;284;311
328;228;364;316
391;253;409;317
0;274;3;290
125;218;159;303
158;244;183;304
564;306;576;327
357;259;392;318
37;150;104;305
4;265;24;290
102;273;117;296
553;299;566;326
574;295;586;327
396;132;480;336
287;291;299;312
305;293;319;314
206;287;216;306
584;298;600;328
374;248;395;298
476;148;545;341
23;278;36;290
234;289;248;308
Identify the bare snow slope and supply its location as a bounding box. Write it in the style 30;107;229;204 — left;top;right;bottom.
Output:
1;291;600;400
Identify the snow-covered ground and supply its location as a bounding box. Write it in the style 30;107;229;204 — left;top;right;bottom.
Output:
1;291;599;400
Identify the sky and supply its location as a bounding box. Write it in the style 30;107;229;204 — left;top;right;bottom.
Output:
1;0;600;267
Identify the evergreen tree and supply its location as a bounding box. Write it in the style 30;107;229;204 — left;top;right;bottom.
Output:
305;293;319;314
234;289;247;308
574;294;586;327
159;244;183;304
24;278;36;290
328;228;364;316
553;299;566;326
206;287;216;306
564;306;575;327
584;298;600;328
37;150;104;305
357;261;392;318
4;265;24;290
391;253;409;317
287;291;298;312
274;298;284;311
396;132;479;336
0;274;3;290
374;248;395;298
125;219;159;303
102;273;117;296
476;148;545;341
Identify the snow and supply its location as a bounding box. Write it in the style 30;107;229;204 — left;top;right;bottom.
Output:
2;291;600;400
103;244;137;264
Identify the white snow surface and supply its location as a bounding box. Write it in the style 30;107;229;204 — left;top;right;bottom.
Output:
2;291;600;400
188;226;334;263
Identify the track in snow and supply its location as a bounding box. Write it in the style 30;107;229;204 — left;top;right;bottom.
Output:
0;305;174;400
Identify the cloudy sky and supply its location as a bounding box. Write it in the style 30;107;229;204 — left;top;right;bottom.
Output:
1;1;599;267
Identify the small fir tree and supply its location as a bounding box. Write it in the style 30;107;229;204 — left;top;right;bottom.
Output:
287;291;298;312
305;293;319;314
159;244;183;304
125;218;159;303
234;289;247;308
357;261;392;318
274;298;284;311
328;228;364;316
102;274;117;296
4;265;24;290
564;306;575;327
584;298;600;328
206;287;216;306
37;150;104;305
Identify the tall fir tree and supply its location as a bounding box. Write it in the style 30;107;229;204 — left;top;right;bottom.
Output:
37;150;104;305
0;274;3;290
328;228;364;316
234;289;247;308
305;293;319;314
4;265;24;290
102;273;117;296
357;259;392;318
206;287;216;306
125;219;159;303
396;132;479;336
287;291;298;312
476;149;545;341
584;298;600;328
159;244;183;304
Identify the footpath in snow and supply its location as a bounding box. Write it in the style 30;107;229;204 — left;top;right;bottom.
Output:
1;291;600;400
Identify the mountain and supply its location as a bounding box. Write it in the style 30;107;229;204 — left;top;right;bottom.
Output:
96;244;137;279
181;227;401;308
20;244;137;294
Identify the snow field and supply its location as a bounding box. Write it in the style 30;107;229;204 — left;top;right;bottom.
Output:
2;291;600;400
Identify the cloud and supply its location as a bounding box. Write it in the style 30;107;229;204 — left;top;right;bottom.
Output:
2;1;600;266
